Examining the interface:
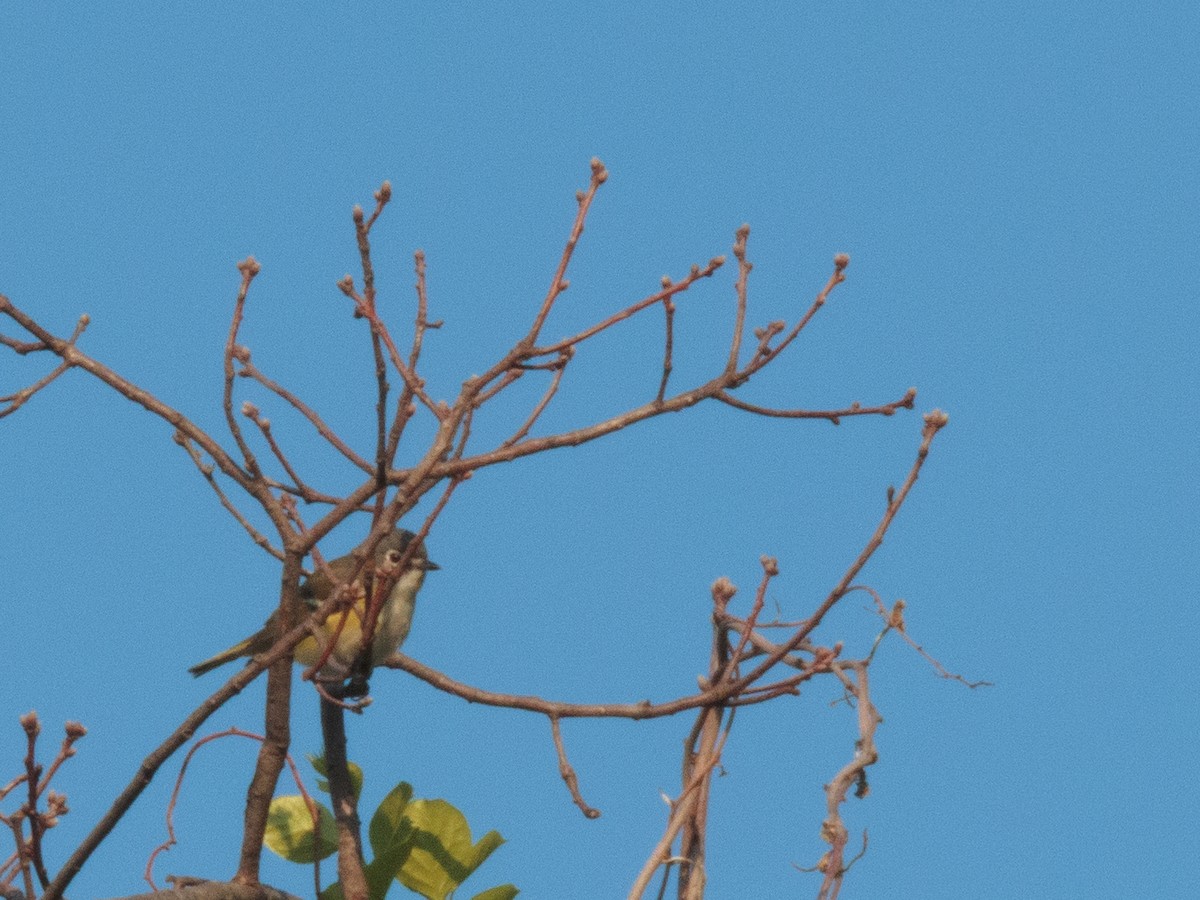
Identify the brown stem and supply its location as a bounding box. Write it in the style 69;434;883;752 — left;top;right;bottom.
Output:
816;662;880;900
223;259;264;477
234;550;303;885
655;295;676;404
523;157;608;346
714;386;917;424
725;224;751;376
549;716;601;819
320;694;368;900
739;253;849;378
725;411;948;693
238;361;374;473
174;431;285;561
500;350;571;448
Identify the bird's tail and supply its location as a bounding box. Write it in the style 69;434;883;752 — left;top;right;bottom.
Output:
188;636;256;677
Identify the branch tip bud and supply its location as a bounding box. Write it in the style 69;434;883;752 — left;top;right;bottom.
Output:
711;576;737;607
833;252;850;270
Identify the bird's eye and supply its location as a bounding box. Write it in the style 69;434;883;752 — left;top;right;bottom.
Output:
386;549;404;565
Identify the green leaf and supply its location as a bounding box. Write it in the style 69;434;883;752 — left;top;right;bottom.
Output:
468;831;506;871
368;782;415;858
395;799;506;900
471;886;519;900
364;783;418;900
363;843;407;900
309;752;364;800
264;795;338;863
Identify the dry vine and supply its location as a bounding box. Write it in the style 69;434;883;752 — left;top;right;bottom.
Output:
1;158;947;900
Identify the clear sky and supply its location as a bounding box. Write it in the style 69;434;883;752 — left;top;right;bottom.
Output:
2;4;1197;898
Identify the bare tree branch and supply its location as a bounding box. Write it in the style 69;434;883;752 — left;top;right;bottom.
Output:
2;159;946;900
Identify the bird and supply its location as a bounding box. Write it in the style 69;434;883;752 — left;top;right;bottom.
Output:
189;528;438;679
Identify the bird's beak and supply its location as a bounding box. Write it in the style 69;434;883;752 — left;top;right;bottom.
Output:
421;559;441;571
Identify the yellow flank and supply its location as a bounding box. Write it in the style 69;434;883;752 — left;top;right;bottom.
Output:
293;603;366;671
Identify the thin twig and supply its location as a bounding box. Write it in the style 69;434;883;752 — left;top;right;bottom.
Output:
0;314;88;419
530;256;724;359
549;717;601;819
387;248;442;460
714;386;917;425
500;350;571;448
239;360;374;474
339;278;443;420
725;411;949;693
524;157;608;347
350;186;392;500
725;224;751;376
0;358;71;419
143;728;323;896
243;403;313;499
739;253;850;379
858;588;993;688
655;290;676;404
173;431;284;561
222;259;264;477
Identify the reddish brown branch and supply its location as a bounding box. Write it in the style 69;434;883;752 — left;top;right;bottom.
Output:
741;252;850;378
173;431;284;562
500;350;572;448
655;289;676;404
387;248;441;460
223;259;264;477
0;313;88;419
549;717;601;819
238;359;374;474
350;186;393;496
1;296;289;531
144;728;322;896
725;224;752;375
243;402;314;500
725;411;949;693
385;652;771;721
714;386;917;425
530;256;724;359
524;157;608;347
338;277;443;421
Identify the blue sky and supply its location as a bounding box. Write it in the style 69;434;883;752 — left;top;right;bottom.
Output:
2;4;1197;898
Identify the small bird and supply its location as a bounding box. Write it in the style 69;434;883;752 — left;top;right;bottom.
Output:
189;528;438;679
